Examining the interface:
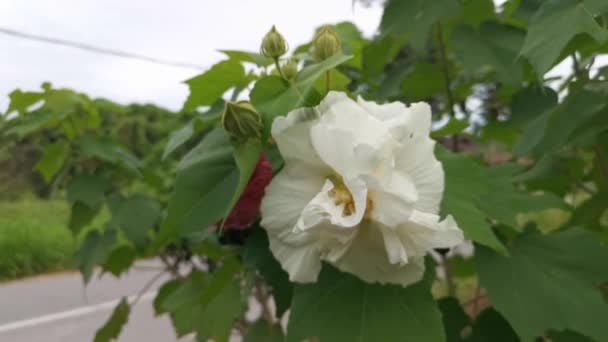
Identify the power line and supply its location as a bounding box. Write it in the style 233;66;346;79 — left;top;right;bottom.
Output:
0;26;205;70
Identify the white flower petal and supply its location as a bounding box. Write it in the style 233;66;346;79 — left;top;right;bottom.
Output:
396;137;444;213
260;162;325;239
297;178;368;230
309;98;396;180
332;222;426;286
268;235;322;283
357;96;432;141
271;107;325;168
400;211;464;250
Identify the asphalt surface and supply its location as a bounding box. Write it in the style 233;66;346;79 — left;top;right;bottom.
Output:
0;260;191;342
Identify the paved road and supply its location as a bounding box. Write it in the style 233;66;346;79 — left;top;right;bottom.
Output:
0;260;192;342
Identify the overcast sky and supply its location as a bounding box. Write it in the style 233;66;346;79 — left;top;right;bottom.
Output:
0;0;383;111
1;0;601;113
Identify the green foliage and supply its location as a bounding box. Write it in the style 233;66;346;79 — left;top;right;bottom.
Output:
94;298;130;342
158;128;238;242
182;60;245;111
476;229;608;341
287;264;444;342
520;0;608;76
244;227;293;316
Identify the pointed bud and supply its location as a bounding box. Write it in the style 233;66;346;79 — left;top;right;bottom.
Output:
281;59;298;80
261;25;287;59
222;101;263;143
312;25;342;62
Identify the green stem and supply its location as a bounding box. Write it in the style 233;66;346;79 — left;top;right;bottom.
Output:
435;22;459;152
325;70;331;93
273;57;286;79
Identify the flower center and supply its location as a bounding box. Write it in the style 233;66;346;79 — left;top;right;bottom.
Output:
328;175;373;218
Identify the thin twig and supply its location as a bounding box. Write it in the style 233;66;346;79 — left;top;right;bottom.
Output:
436;22;459;152
595;144;608;181
273;58;286;79
132;270;166;306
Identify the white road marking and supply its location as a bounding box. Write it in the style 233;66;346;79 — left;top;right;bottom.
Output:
0;291;157;334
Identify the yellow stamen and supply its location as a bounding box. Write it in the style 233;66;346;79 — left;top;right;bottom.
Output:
328;175;373;218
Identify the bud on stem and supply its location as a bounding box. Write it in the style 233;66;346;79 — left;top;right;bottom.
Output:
261;25;288;59
222;101;263;144
312;25;341;62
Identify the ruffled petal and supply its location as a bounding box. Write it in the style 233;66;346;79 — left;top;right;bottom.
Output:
399;211;464;252
357;96;432;142
395;137;444;213
260;162;326;238
296;178;368;230
332;222;426;286
310;94;397;181
271;107;326;169
268;235;322;282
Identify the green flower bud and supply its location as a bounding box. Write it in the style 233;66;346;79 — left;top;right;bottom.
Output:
222;101;263;143
312;25;342;62
261;25;287;59
281;59;298;80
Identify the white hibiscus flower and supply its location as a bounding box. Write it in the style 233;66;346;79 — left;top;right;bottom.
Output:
260;92;463;286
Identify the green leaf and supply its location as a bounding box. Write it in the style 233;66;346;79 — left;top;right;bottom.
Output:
362;34;406;79
286;264;444;342
431;118;469;138
68;201;102;235
438;298;471;342
102;245;136;277
76;229;118;283
250;54;352;135
520;0;608;76
380;0;460;52
439;298;519;342
157;129;238;245
162;100;224;160
220;50;273;67
182;60;245;111
94;298;130;342
158;267;243;341
400;62;444;100
3;112;55;138
244;227;293;317
470;309;519;342
107;193;161;247
154;279;182;315
35;142;69;183
459;0;496;28
313;69;351;93
5;89;43;115
451;22;525;85
244;320;284;342
515;89;606;156
509;86;557;127
477;164;567;229
475;228;608;341
585;0;608;14
66;173;110;209
78;135;142;171
438;148;507;254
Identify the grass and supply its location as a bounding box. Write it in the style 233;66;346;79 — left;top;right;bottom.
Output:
0;198;78;281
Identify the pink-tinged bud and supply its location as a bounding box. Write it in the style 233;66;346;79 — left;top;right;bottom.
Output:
221;155;272;229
